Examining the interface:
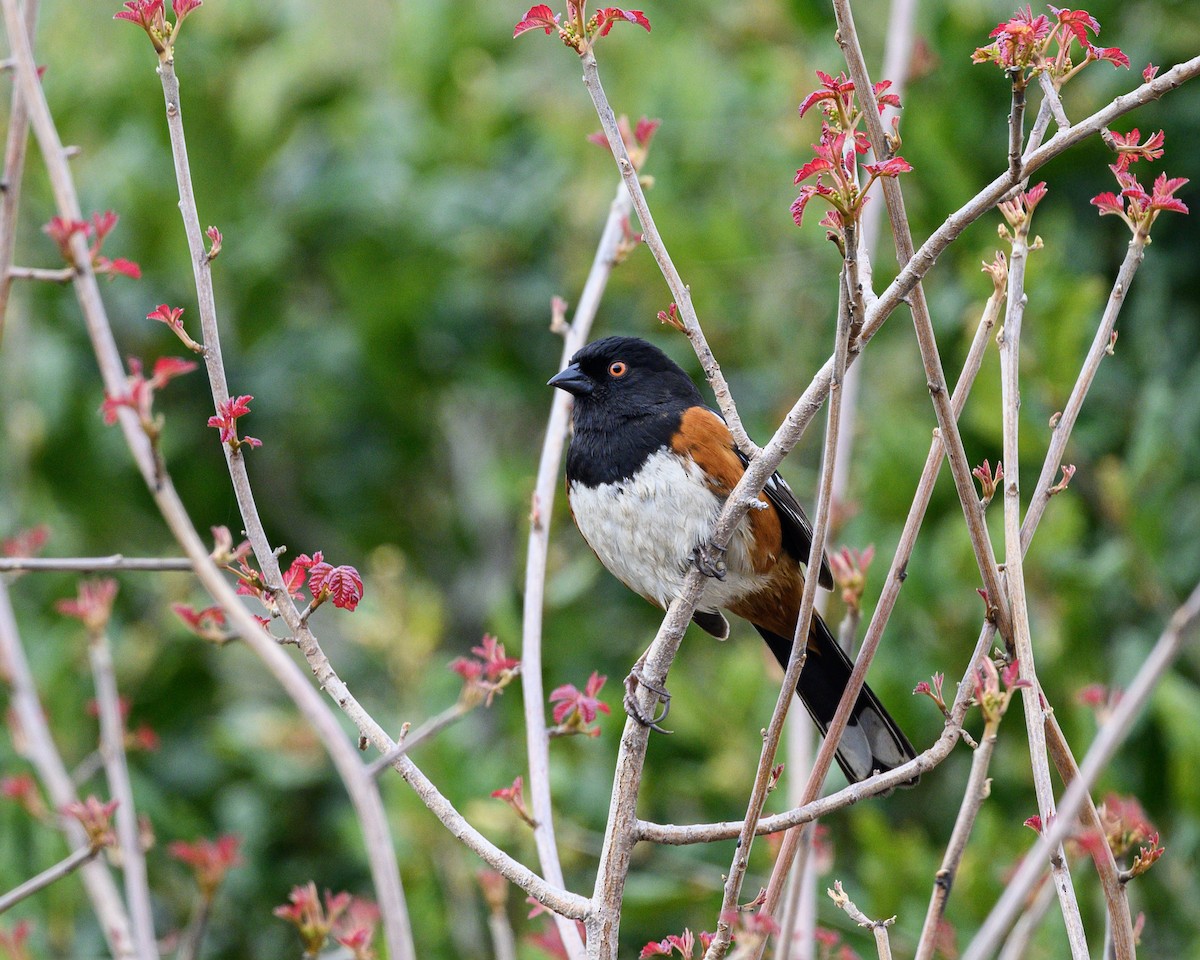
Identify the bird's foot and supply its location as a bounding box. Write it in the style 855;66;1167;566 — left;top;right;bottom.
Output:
692;541;727;581
623;657;672;734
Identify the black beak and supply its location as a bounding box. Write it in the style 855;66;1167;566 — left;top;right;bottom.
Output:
547;363;593;396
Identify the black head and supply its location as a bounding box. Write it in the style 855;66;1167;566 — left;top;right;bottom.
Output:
547;336;703;422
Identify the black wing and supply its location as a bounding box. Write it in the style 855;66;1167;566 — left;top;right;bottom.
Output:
734;446;834;590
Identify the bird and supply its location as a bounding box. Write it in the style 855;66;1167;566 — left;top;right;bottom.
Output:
548;335;917;785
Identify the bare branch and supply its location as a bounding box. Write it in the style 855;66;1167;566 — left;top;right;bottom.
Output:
0;555;193;573
834;0;1011;646
998;190;1089;957
961;578;1200;960
0;0;38;343
520;180;632;960
2;10;420;954
0;843;100;915
88;626;159;960
704;227;857;959
6;264;74;282
0;579;135;958
579;51;757;457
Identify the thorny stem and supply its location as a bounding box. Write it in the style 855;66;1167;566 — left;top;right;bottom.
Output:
703;223;857;960
579;50;758;458
0;843;101;915
0;580;135;958
89;628;159;960
521;180;632;960
962;578;1200;960
998;195;1089;958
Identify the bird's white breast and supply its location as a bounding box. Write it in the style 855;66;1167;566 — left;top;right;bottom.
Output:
567;447;760;612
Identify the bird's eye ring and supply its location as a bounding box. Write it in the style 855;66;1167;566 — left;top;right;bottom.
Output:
608;361;627;378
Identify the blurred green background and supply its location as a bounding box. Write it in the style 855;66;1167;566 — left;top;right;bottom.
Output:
2;0;1199;957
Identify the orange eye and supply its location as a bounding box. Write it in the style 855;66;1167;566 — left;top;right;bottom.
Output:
608;361;627;378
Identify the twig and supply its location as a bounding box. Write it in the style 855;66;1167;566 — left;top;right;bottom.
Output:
1036;71;1072;132
834;0;1011;646
519;180;632;960
1020;236;1146;550
365;700;473;779
912;702;1002;960
1008;74;1028;179
0;0;37;343
997;177;1089;958
1043;713;1135;960
0;579;136;958
0;555;194;572
828;881;895;960
961;577;1200;960
704;225;857;960
173;893;211;960
148;51;419;960
6;264;74;282
579;51;757;457
4;11;421;956
757;254;1006;933
778;6;919;952
88;626;160;960
0;843;101;915
995;874;1056;960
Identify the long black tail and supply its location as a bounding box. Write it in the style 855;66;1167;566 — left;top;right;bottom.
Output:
755;613;917;787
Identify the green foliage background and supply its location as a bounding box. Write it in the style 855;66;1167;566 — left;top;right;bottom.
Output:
2;0;1199;957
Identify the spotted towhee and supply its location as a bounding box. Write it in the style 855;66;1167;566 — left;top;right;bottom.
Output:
549;335;916;784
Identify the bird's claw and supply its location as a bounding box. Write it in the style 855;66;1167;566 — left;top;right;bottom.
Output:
624;664;672;735
692;542;727;580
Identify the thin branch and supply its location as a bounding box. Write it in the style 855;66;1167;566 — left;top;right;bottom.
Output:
0;555;194;573
779;6;918;950
365;700;472;779
0;843;100;915
88;626;159;960
0;579;136;958
173;894;211;960
6;264;73;282
1020;236;1146;550
0;0;38;343
148;52;418;960
1008;75;1028;179
3;12;422;956
519;179;632;960
1043;713;1135;960
579;50;757;457
707;226;857;960
961;577;1200;960
995;875;1056;960
998;192;1088;958
912;711;1002;960
828;881;895;960
758;258;1006;931
1036;71;1072;133
834;0;1011;646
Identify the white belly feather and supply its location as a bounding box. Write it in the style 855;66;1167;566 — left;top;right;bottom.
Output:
568;447;760;612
